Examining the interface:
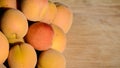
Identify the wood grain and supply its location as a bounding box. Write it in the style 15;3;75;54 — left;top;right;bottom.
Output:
52;0;120;68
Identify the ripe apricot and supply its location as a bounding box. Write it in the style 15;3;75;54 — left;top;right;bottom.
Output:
25;22;54;51
8;43;37;68
52;2;73;33
0;31;9;64
0;8;28;43
37;49;66;68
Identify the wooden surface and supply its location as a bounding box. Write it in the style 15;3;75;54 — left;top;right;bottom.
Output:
52;0;120;68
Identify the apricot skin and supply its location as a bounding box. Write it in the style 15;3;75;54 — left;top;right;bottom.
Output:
0;0;16;9
0;31;9;64
0;64;6;68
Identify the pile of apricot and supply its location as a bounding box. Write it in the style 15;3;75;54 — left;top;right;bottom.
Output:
0;0;73;68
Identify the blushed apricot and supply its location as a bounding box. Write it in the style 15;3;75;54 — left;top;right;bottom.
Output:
25;22;54;51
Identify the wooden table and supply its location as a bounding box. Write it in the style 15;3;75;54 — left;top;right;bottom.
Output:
52;0;120;68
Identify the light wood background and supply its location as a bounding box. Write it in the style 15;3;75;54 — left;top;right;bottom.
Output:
52;0;120;68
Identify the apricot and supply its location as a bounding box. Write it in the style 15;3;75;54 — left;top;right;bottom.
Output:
0;64;6;68
0;0;16;9
37;49;66;68
8;43;37;68
52;2;73;33
21;0;48;21
41;1;57;24
0;31;9;64
25;22;54;51
51;24;66;53
0;8;28;43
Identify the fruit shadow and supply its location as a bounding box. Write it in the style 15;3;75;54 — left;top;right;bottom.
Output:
17;0;23;10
